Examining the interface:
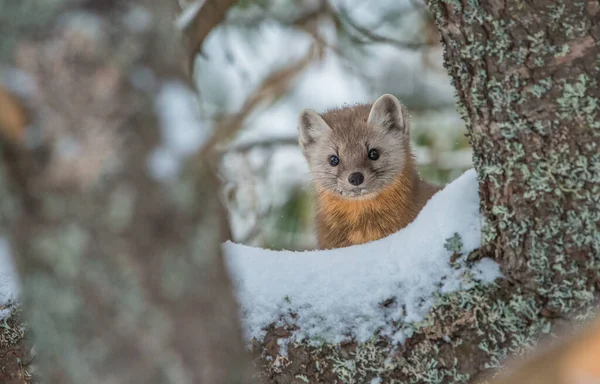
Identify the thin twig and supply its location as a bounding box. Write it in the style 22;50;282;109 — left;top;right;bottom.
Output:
217;137;300;155
224;2;329;28
328;2;428;50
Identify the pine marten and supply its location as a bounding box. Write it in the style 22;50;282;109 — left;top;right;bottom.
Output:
298;94;441;250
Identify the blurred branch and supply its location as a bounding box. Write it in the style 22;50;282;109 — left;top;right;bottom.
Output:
203;42;323;159
177;0;239;74
0;85;28;143
408;0;429;12
330;4;429;50
219;137;300;155
239;205;273;246
225;1;329;29
224;0;429;51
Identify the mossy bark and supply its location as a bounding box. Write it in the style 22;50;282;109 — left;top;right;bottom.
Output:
424;0;600;312
0;1;255;383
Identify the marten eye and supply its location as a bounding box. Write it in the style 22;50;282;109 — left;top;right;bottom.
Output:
329;155;339;166
368;149;380;161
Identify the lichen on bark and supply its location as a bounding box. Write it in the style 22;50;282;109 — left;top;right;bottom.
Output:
424;0;600;311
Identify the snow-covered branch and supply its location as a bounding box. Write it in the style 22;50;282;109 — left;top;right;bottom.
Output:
226;170;501;345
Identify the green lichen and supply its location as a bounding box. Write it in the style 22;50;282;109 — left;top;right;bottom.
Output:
557;74;600;128
426;0;600;310
401;349;470;384
444;233;463;253
22;272;94;383
296;278;556;383
330;339;389;384
393;0;600;382
526;77;553;98
406;283;554;381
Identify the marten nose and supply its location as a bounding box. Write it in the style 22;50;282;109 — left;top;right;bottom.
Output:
348;172;364;186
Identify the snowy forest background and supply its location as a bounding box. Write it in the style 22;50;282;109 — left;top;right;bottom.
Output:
204;0;472;251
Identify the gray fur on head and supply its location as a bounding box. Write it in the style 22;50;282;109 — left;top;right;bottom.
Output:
298;94;412;199
298;109;330;150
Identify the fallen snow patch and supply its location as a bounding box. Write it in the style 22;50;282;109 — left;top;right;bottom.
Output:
224;169;502;344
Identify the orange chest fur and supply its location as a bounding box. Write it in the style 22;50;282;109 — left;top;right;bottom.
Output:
316;188;417;247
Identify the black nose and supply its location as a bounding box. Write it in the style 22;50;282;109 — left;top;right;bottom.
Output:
348;172;364;186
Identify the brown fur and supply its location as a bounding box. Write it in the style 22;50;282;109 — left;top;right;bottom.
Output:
315;148;439;249
298;94;441;250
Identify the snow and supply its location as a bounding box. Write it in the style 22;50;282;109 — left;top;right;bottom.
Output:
224;169;503;344
472;258;502;282
277;337;289;357
0;237;20;319
148;81;209;182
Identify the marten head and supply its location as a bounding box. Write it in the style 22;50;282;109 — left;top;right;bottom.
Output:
298;94;413;199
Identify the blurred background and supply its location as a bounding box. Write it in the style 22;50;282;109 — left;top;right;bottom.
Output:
192;0;472;251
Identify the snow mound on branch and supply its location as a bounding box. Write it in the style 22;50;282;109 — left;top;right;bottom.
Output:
224;169;502;344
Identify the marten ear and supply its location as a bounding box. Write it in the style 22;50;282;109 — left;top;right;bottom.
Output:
367;94;407;134
298;109;331;150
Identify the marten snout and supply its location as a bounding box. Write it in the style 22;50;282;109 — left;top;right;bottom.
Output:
348;172;364;186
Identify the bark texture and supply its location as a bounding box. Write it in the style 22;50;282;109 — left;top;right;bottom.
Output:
0;1;255;383
425;0;600;311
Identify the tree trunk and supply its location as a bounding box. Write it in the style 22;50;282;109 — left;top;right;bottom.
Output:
0;1;255;383
424;1;600;312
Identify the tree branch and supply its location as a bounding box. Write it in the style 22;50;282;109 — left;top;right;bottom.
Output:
178;0;239;74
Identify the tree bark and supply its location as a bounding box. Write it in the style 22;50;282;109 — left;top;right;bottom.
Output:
0;1;255;383
424;1;600;312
